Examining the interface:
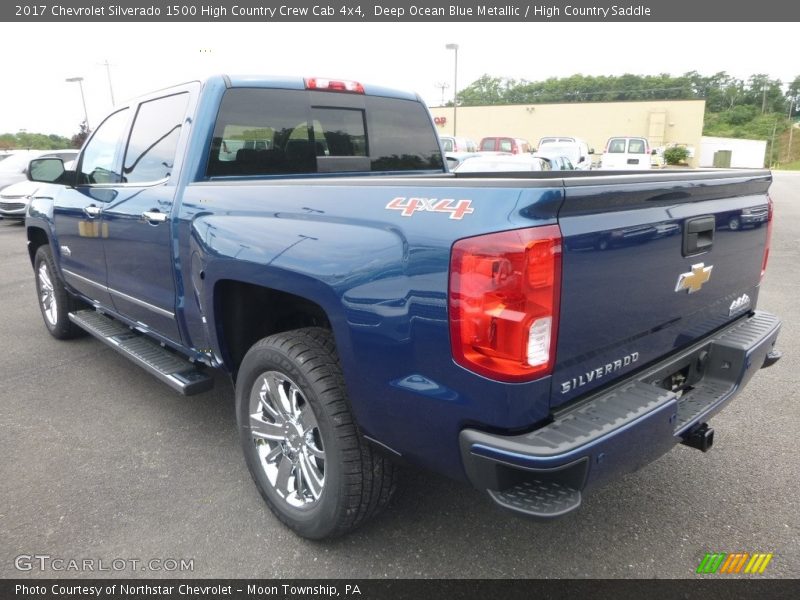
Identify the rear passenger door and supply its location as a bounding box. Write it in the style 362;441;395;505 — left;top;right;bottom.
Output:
102;89;192;343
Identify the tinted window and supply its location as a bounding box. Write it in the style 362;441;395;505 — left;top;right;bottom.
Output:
207;89;442;177
79;109;129;184
499;139;513;152
364;96;442;171
480;139;495;151
123;93;189;183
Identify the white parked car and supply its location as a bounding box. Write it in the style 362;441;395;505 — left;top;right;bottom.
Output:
0;149;78;191
599;137;652;170
440;136;477;153
0;158;76;220
535;141;593;170
0;179;41;220
452;153;551;173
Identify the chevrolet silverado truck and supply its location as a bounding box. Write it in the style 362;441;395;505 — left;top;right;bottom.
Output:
25;75;782;539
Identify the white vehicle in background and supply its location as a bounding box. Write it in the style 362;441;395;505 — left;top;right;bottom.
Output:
0;179;40;221
537;136;579;148
439;136;477;153
452;153;551;173
0;149;78;191
599;137;653;170
535;140;593;170
0;158;76;220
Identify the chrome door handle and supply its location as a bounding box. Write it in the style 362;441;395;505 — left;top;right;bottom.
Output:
83;204;102;218
142;210;168;224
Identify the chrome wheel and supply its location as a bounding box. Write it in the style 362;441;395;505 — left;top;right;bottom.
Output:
37;262;58;327
249;371;325;508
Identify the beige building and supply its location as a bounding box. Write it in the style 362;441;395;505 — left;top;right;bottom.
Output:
429;100;706;167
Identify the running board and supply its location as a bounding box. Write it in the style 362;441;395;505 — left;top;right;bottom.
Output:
68;310;214;396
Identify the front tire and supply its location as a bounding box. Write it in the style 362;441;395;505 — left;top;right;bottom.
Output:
236;327;396;539
34;245;85;339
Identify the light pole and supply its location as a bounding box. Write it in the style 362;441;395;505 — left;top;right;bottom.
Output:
445;43;459;136
99;59;116;106
65;77;90;130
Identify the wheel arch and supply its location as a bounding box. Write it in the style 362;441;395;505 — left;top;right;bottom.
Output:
212;278;337;377
27;226;51;267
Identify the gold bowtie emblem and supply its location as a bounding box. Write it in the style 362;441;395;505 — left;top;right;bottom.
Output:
675;263;713;294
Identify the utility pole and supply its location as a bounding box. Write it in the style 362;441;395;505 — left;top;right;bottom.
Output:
434;82;450;106
787;101;796;162
768;119;777;167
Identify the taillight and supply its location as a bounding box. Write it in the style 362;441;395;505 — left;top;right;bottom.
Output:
761;196;774;280
449;225;562;382
305;77;365;94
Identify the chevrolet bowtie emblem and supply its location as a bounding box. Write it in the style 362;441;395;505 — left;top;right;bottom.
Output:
675;263;713;294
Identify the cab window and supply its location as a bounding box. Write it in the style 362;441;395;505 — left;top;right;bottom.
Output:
206;88;441;177
123;93;189;183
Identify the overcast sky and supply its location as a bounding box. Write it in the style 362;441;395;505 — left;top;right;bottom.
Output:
1;22;797;137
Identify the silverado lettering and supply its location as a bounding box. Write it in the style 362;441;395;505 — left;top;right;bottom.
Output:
560;352;640;394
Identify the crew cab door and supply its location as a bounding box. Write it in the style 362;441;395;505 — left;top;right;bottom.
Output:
54;107;131;307
101;92;191;343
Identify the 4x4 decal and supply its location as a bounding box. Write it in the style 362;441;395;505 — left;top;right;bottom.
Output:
386;196;474;220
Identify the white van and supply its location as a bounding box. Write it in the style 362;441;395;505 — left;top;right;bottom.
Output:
599;137;652;170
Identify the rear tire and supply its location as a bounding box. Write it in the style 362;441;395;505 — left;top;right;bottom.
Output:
34;245;85;339
236;327;396;539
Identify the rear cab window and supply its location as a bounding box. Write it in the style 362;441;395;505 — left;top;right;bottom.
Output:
206;88;443;177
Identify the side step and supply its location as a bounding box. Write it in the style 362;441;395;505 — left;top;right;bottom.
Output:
488;480;581;518
68;310;214;396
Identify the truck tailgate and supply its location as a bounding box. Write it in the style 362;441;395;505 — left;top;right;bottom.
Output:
552;171;771;408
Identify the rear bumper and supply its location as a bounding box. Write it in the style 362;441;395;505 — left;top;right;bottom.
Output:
459;311;781;518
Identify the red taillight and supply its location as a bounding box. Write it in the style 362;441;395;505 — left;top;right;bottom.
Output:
761;196;774;280
305;77;365;94
449;225;562;382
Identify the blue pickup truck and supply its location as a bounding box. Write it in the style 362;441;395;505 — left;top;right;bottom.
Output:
25;75;782;539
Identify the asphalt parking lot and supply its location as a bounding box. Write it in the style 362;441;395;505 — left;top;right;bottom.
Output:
1;172;798;579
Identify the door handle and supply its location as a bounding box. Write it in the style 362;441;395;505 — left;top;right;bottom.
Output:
83;204;102;218
141;210;168;224
683;216;715;256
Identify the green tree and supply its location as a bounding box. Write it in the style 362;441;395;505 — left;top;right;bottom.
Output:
786;75;800;117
